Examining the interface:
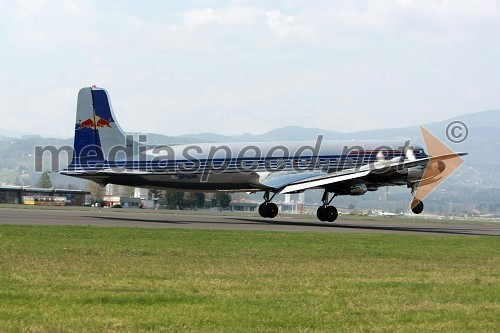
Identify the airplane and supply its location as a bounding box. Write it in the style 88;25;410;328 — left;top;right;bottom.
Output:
379;211;397;218
61;86;467;222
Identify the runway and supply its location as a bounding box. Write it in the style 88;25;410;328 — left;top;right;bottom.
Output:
0;207;498;236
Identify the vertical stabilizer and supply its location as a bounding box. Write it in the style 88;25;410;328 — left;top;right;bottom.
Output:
70;87;134;168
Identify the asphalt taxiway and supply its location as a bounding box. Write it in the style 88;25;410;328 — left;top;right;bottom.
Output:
0;207;498;236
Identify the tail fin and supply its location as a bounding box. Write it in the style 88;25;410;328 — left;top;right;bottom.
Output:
70;87;134;168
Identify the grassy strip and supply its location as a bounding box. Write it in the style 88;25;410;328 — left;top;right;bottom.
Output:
0;225;498;332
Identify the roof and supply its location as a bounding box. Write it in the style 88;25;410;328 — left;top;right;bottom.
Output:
0;186;90;195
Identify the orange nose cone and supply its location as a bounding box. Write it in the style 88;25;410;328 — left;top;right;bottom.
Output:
412;125;465;207
437;160;446;173
425;160;446;179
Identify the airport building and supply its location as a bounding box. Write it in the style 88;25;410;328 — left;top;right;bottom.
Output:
103;195;145;208
0;186;90;206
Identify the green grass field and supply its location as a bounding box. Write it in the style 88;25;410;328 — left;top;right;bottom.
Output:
0;225;498;332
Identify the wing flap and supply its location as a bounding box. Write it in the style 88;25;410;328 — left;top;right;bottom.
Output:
279;170;370;194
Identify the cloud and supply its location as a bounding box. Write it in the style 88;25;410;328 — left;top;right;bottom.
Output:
9;29;47;50
265;10;319;43
60;0;90;15
146;23;221;56
13;0;48;19
181;6;261;27
182;8;218;26
0;85;76;136
88;53;105;67
172;6;321;46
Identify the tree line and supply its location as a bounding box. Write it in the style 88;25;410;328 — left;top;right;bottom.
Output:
86;182;231;210
155;190;232;211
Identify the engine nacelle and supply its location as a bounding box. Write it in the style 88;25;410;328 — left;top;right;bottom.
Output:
406;168;425;182
405;160;445;183
349;184;368;196
336;184;369;196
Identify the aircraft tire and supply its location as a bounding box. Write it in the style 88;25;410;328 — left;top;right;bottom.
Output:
325;206;338;222
411;200;424;214
258;203;268;218
266;203;279;218
317;206;327;221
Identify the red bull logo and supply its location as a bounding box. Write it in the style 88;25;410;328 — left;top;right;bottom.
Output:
77;116;112;130
96;118;112;128
77;118;94;130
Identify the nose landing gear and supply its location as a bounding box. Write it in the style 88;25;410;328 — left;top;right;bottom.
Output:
410;184;424;214
411;199;424;214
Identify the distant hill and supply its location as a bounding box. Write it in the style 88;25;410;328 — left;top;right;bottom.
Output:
2;109;498;144
136;109;499;143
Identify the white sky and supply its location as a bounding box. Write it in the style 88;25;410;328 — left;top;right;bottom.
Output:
0;0;499;138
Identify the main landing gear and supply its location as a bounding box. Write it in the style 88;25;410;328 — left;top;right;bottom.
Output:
258;191;279;218
316;191;338;222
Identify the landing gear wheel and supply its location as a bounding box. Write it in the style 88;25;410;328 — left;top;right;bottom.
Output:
259;191;278;218
317;190;339;222
317;206;338;222
317;206;327;221
325;206;338;222
258;202;278;218
266;203;279;218
411;200;424;214
258;203;268;218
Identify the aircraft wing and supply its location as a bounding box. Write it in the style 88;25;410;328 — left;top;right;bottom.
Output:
277;152;468;194
278;169;370;194
364;152;468;173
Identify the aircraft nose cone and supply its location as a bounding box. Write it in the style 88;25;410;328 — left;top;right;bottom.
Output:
437;160;446;172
